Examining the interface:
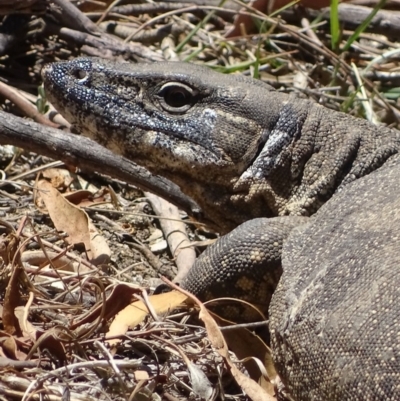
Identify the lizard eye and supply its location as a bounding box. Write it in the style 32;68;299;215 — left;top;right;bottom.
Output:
71;68;89;83
157;83;196;112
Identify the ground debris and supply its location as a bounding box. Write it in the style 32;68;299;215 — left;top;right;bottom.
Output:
0;0;399;399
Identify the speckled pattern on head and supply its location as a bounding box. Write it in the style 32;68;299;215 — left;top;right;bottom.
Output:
42;58;400;233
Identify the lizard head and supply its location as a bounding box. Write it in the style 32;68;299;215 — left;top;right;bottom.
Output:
42;57;283;230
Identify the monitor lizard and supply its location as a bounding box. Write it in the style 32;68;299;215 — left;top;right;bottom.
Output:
42;58;400;401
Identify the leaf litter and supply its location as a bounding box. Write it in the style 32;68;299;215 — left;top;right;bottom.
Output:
1;0;400;400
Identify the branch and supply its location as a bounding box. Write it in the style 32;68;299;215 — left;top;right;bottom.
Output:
0;111;201;218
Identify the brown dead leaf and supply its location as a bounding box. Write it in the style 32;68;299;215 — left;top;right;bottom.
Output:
14;306;36;341
64;188;109;208
165;280;276;401
0;332;30;362
134;370;150;381
107;291;189;346
218;317;276;393
2;230;23;336
36;180;90;249
14;306;67;362
36;180;110;265
42;168;74;189
103;286;210;398
0;331;19;359
70;283;144;330
0;224;18;266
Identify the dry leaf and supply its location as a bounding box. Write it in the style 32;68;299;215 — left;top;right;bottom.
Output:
107;291;189;346
219;318;276;394
2;231;23;336
42;168;74;189
14;306;67;362
21;250;76;272
188;362;214;400
64;188;109;208
36;180;110;264
14;306;36;340
0;331;19;360
70;283;143;330
134;370;150;381
165;280;276;401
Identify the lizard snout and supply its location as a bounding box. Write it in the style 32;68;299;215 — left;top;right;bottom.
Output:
42;57;94;89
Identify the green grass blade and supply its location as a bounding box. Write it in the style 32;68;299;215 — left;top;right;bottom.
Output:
330;0;340;51
176;0;227;53
342;0;387;52
269;0;300;18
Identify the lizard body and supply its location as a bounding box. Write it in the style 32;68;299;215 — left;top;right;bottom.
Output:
271;158;400;400
42;58;400;400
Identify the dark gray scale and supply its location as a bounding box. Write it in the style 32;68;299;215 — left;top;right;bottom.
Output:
270;157;400;401
181;216;307;322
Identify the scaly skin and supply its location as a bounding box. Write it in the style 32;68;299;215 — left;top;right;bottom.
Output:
43;58;400;400
42;57;400;233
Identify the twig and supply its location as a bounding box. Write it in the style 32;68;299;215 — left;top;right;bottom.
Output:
0;111;200;217
145;192;196;283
